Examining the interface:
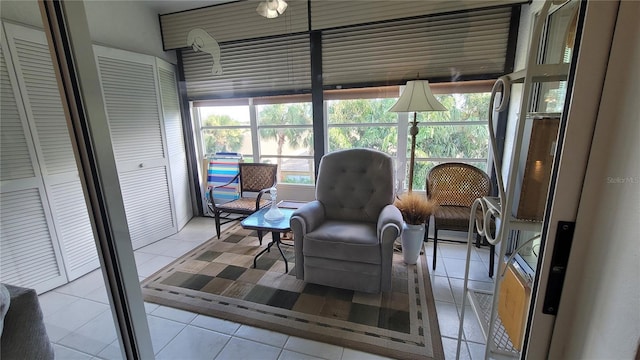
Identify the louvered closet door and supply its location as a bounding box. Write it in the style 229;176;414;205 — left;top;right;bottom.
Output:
157;59;192;230
4;23;99;281
0;24;66;293
94;46;177;249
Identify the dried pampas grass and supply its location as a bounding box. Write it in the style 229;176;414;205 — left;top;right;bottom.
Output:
394;192;438;225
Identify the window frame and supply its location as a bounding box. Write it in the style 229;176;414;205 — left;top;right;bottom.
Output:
192;81;494;192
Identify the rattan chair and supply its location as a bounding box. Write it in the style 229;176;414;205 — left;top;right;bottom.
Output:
426;162;495;277
208;163;277;242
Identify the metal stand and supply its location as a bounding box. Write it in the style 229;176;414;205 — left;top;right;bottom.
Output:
253;231;289;273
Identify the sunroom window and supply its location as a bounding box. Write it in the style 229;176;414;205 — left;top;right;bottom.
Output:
256;101;314;185
194;83;492;191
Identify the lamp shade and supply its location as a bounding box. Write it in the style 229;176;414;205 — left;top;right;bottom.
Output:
389;80;447;112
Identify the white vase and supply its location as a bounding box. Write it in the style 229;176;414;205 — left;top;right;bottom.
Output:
401;223;425;265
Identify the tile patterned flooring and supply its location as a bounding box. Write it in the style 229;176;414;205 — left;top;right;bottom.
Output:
39;217;496;360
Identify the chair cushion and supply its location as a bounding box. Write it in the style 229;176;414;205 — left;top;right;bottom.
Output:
217;198;270;212
434;206;495;233
303;220;380;265
433;206;476;232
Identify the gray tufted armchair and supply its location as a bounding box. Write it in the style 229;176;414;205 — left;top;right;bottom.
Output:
290;148;403;293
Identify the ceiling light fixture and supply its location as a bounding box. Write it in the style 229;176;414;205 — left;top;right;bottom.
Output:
256;0;287;18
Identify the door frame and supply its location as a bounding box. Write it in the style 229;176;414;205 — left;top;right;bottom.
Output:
522;1;620;358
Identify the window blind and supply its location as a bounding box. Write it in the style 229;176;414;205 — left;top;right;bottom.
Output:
310;0;525;30
182;34;311;100
322;7;512;87
160;0;309;50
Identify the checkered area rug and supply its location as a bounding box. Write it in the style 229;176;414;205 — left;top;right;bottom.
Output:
141;224;444;360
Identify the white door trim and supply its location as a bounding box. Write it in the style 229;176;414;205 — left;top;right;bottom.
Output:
523;1;620;358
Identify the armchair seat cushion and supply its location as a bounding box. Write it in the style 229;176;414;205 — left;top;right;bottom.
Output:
304;221;380;265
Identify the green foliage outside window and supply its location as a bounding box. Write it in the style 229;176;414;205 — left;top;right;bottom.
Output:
257;103;313;181
328;93;491;191
412;93;491;190
202;114;245;155
199;92;491;190
327;98;399;154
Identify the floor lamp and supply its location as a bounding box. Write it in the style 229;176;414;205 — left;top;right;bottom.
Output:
389;80;447;192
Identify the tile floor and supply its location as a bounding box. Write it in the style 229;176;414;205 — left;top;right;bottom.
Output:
39;216;496;360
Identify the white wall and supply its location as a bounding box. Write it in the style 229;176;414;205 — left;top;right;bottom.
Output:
0;0;175;63
84;1;175;63
0;0;42;28
554;1;640;358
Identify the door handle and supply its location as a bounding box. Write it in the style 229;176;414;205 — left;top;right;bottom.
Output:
542;221;575;315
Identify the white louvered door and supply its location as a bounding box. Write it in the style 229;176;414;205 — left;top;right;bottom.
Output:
157;59;192;230
94;46;177;249
3;23;99;282
0;24;67;293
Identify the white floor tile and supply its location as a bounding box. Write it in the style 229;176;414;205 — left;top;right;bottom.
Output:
151;305;198;324
40;215;495;360
136;255;178;278
431;275;455;303
215;337;281;360
53;344;94;360
190;314;241;335
279;350;325;360
442;337;470;360
234;324;289;348
139;238;200;257
341;348;395;360
156;325;230;360
84;285;109;304
166;227;216;244
144;302;160;314
458;306;486;344
448;278;494;306
55;270;105;298
438;243;481;261
137;238;180;256
44;299;110;342
147;315;187;354
134;251;156;266
466;341;487;360
426;256;448;277
435;301;462;339
96;340;124;360
284;337;344;360
58;310;118;355
38;291;81;316
442;258;493;283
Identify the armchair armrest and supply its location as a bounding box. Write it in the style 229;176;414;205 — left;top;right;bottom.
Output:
290;200;325;236
377;204;403;244
290;200;325;280
377;204;403;292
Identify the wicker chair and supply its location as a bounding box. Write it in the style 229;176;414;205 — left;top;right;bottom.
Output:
208;163;277;242
426;162;495;277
